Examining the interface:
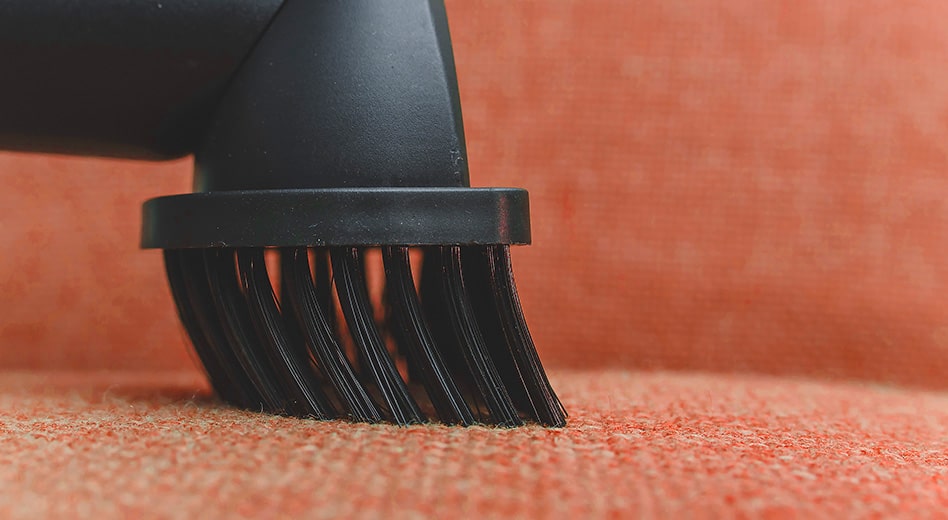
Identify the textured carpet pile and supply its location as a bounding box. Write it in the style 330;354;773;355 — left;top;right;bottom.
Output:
2;370;947;518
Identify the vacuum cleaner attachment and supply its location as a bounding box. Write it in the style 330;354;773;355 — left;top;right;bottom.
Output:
2;0;566;427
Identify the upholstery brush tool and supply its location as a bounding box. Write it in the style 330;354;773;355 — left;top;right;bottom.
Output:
0;0;566;427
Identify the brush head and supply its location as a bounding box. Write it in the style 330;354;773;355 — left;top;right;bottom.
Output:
143;0;566;426
144;188;566;426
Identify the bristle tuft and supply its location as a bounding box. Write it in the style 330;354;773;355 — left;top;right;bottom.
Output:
485;246;568;427
164;245;565;427
164;249;257;408
439;246;522;427
236;248;337;420
202;248;288;413
383;246;475;426
280;247;382;423
331;247;426;425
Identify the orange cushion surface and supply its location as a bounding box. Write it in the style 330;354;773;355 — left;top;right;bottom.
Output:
3;369;947;518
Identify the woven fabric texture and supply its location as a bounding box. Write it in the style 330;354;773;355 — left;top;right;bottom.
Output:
2;370;947;519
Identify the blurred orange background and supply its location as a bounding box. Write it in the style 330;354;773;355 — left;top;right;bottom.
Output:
3;0;948;390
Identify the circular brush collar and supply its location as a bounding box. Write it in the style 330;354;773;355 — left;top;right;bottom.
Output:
142;188;531;248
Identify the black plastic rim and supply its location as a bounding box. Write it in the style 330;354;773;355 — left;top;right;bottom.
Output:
141;188;531;248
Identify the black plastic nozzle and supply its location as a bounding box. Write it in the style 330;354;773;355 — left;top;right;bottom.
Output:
141;0;527;249
195;0;470;191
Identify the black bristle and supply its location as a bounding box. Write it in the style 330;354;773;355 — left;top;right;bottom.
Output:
235;248;337;420
203;248;285;413
467;246;568;427
331;247;426;425
440;246;523;427
164;249;256;408
382;246;475;426
278;253;311;383
280;247;383;423
312;249;338;337
462;247;535;417
419;247;488;422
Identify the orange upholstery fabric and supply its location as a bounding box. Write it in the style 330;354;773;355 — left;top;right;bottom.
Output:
2;0;948;517
3;370;947;518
